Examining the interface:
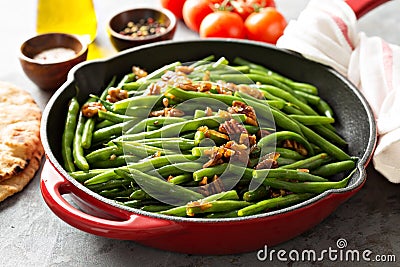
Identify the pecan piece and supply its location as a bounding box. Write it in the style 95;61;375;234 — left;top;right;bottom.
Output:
106;88;128;103
255;152;280;170
282;139;308;156
81;102;106;118
228;101;258;126
132;66;148;79
175;65;194;74
149;107;185;117
238;84;264;99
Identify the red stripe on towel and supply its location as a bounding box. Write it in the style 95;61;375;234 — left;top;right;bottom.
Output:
330;14;355;50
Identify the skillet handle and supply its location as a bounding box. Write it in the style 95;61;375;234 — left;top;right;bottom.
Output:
40;160;179;240
345;0;391;19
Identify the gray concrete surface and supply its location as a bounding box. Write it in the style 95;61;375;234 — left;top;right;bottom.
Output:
1;1;399;266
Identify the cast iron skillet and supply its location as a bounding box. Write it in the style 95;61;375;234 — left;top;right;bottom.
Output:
40;39;377;255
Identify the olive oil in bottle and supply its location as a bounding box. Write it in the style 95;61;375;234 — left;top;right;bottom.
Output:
36;0;97;44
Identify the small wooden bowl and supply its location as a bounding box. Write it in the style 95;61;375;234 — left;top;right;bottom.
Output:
107;7;177;51
19;33;88;91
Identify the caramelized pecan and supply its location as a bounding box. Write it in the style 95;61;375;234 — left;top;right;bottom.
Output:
282;139;308;156
228;101;258;126
132;66;148;79
255;152;280;170
106;88;128;103
81;102;106;118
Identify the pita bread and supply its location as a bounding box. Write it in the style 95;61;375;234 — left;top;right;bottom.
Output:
0;147;43;202
0;82;42;181
0;81;43;201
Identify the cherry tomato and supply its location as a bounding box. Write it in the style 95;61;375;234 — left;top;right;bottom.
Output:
244;7;287;44
160;0;186;19
199;11;245;39
182;0;219;33
231;0;276;20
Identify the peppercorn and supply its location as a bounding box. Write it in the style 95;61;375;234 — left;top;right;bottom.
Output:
119;17;167;38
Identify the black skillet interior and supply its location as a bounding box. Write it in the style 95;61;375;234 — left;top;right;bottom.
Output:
42;39;376;195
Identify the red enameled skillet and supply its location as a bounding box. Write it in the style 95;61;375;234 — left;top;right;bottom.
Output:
40;0;386;255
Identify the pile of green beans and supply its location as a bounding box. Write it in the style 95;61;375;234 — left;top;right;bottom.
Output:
62;55;357;218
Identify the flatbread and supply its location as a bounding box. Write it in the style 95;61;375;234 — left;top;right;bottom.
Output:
0;82;42;181
0;147;43;202
0;81;43;201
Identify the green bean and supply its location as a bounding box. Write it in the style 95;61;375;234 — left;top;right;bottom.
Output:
92;121;130;143
166;86;238;106
190;55;215;68
295;122;351;161
97;110;135;123
288;82;319;95
310;125;347;147
86;178;134;193
219;74;254;84
95;119;115;130
243;186;269;202
262;175;351;194
234;91;286;110
91;155;139;168
121;79;156;91
193;163;228;181
117;73;135;88
137;61;181;82
134;137;196;151
262;147;305;160
159;190;239;217
253;168;329;182
270;107;304;136
224;164;254;183
245;74;301;99
311;160;356;177
238;193;314;217
280;153;330;170
141;205;175;212
99;187;136;199
117;168;204;204
127;116;187;134
114;114;245;142
112;95;163;111
116;141;176;158
148;162;204;178
186;200;251;216
124;106;154;118
260;85;318;115
72;113;89;171
62;97;80;172
81;118;95;149
293;90;320;105
191;146;212;157
233;57;283;78
167;173;193;185
258;131;314;156
69;169;109;182
316;99;334;118
88;94;113;111
84;169;125;185
289;115;335;125
129;188;152;200
100;75;117;100
126;154;199;172
86;145;123;163
277;157;297;166
122;199;163;209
